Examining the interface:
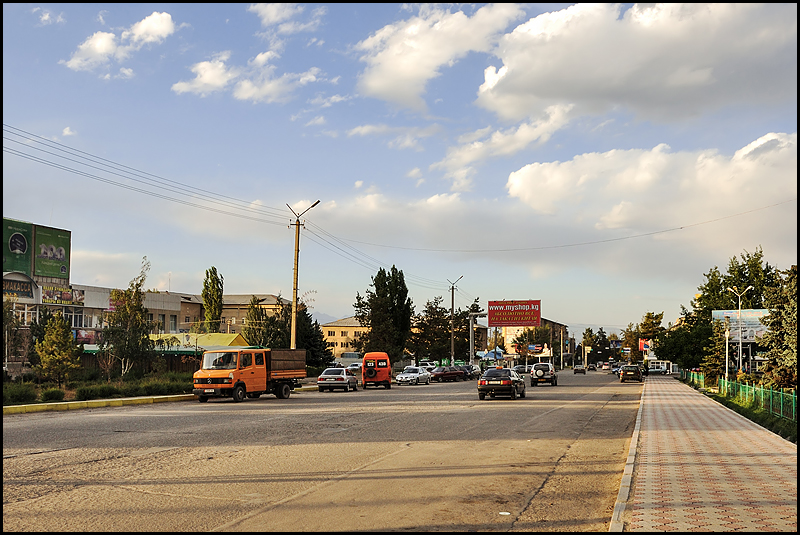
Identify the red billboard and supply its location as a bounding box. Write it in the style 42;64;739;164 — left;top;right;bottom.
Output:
488;300;541;327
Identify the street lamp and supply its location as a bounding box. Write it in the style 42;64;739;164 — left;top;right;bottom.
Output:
726;285;753;373
288;200;320;350
724;323;730;384
448;275;463;365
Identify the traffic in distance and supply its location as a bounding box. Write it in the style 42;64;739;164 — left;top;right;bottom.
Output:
190;344;661;404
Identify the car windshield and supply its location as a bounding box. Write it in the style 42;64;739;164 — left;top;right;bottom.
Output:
482;369;510;377
202;352;238;370
322;368;344;375
403;367;420;374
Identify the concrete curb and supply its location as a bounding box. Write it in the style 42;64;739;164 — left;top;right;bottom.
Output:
609;379;645;532
3;394;197;415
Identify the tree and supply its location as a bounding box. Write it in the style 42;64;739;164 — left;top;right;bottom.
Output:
34;312;80;388
3;296;24;372
407;296;450;362
759;265;797;389
99;257;157;378
26;306;55;368
202;266;224;333
241;295;273;347
701;319;728;384
352;266;413;364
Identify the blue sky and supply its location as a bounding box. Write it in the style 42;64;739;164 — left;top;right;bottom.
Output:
3;3;797;336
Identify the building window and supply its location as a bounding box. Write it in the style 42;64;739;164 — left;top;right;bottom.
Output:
328;330;335;337
231;317;236;325
169;315;177;333
341;331;348;337
158;314;166;333
185;316;190;326
354;331;362;337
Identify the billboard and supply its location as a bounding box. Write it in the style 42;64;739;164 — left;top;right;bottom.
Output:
488;300;541;327
33;224;71;279
712;309;769;343
3;218;33;276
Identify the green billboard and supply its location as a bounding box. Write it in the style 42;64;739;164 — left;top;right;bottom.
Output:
3;218;33;276
33;225;71;279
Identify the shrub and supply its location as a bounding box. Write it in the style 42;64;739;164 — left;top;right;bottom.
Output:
3;382;37;404
40;388;66;402
74;384;121;401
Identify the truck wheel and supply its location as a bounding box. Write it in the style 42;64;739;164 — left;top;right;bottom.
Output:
232;385;245;403
276;383;291;399
385;382;391;389
198;396;208;403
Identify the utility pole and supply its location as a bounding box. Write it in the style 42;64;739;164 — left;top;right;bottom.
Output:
448;276;463;365
288;200;320;350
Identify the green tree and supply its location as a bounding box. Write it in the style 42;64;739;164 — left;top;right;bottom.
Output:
701;319;728;384
655;307;709;371
202;266;224;333
34;312;80;388
25;306;55;368
241;295;272;347
407;296;450;362
759;265;797;389
296;305;332;368
352;266;413;364
3;296;25;371
99;257;157;377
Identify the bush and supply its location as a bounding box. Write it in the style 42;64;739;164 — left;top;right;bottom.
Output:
74;384;121;401
40;388;66;402
3;382;37;404
709;393;797;444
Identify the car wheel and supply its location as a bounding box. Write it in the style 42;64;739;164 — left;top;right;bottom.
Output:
232;385;245;403
489;393;495;398
479;392;486;400
415;378;419;385
353;382;358;391
318;387;324;392
520;387;526;399
531;381;537;387
344;383;350;392
510;387;517;400
198;396;208;403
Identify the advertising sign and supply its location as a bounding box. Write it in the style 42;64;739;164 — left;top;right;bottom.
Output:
33;225;71;279
487;300;541;327
3;278;34;299
42;285;84;306
3;218;33;276
712;309;769;343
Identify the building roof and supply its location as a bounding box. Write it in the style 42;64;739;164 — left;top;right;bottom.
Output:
150;332;248;347
322;316;365;328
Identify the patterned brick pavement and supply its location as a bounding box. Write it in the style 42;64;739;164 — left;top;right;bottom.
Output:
624;376;797;532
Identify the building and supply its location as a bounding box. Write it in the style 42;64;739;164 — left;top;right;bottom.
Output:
321;316;366;359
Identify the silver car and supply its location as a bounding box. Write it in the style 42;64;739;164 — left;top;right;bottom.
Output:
317;367;359;392
396;366;431;386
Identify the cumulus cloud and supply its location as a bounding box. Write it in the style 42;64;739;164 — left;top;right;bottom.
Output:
355;3;524;112
347;123;441;151
61;11;176;72
477;3;798;122
62;127;76;136
431;104;573;191
506;133;797;232
172;51;240;96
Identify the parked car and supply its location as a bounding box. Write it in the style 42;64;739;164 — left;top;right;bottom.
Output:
317;367;359;392
587;364;596;371
611;365;621;376
573;364;586;374
512;364;534;375
430;366;465;382
396;366;431;386
346;363;362;373
531;362;558;386
649;366;668;375
457;365;479;379
601;363;610;370
477;367;526;400
619;365;643;383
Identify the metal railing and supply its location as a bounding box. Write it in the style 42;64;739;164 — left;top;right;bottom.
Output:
680;370;797;422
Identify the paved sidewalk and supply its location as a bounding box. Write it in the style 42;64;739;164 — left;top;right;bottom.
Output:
618;375;797;532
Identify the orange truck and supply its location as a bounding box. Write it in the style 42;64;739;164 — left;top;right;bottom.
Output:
362;351;392;389
193;347;306;402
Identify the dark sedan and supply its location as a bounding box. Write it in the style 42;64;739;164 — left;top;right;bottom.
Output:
619;365;643;383
430;366;465;382
477;367;526;400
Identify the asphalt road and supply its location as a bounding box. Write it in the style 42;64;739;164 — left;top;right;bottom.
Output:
3;370;642;532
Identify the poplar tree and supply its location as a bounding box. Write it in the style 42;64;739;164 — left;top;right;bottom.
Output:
202;266;224;333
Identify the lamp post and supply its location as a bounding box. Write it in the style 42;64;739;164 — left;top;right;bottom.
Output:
726;285;753;373
288;200;320;350
724;324;730;384
448;276;463;366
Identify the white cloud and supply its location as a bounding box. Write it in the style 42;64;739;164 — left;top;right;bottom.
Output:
62;127;76;136
61;12;176;72
233;66;322;103
32;7;65;25
305;116;325;127
355;4;524;112
347;123;440;151
172;51;240;96
247;3;304;27
477;3;798;122
308;94;349;108
506;133;797;230
431;104;573;191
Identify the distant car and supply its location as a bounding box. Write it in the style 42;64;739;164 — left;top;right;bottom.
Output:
457;365;479;379
619;365;643;383
396;366;431;386
611;366;621;376
317;367;359;392
573;364;586;374
477;367;526;400
531;363;558;386
430;366;464;382
601;363;611;370
587;364;596;371
346;363;362;373
512;365;534;375
649;366;667;375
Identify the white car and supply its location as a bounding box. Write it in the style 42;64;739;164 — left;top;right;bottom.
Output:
396;366;431;385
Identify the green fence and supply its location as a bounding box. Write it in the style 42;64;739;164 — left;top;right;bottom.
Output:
680;370;797;422
718;378;797;422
